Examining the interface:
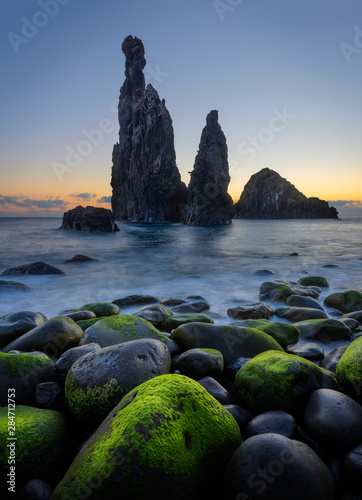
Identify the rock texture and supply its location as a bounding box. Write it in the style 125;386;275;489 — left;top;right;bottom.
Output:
234;168;338;219
182;110;234;225
111;36;187;222
60;205;119;232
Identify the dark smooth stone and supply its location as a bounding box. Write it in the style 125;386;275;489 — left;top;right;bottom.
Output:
245;410;296;439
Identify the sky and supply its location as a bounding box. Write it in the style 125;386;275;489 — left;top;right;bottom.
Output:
0;0;361;217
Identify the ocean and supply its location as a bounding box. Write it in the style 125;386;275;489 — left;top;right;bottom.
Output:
0;217;361;352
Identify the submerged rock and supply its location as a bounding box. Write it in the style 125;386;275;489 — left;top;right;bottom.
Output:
111;36;187;222
324;290;362;313
0;280;31;292
259;280;320;301
182;110;234;225
60;205;119;232
1;261;65;276
234;167;338;219
53;374;241;500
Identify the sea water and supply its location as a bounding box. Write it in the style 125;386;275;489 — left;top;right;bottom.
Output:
0;217;361;346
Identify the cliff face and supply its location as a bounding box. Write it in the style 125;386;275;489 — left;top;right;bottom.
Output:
182;110;234;226
234;168;338;219
111;36;187;222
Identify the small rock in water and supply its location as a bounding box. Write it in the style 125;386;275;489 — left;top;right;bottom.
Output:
275;306;328;322
75;301;120;317
298;276;329;288
286;294;325;311
160;298;187;306
112;294;160;307
132;303;173;325
253;269;276;276
64;310;97;322
64;254;98;263
1;261;65;276
288;252;299;257
172;301;210;314
0;280;31;292
287;342;324;361
60;205;119;232
227;302;273;320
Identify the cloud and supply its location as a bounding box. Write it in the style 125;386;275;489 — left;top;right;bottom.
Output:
0;195;68;209
329;200;362;208
97;196;112;203
68;193;97;202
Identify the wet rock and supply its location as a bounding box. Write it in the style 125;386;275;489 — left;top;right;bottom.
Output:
171;323;283;364
339;311;362;323
54;343;101;386
75;301;120;317
182;110;234;226
255;322;299;349
160;298;187;306
0;352;54;406
285;294;325;311
259;280;320;302
112;294;160;307
253;269;276;276
0;280;31;292
161;313;214;332
235;350;339;416
65;338;171;427
287;342;324;361
336;336;362;403
224;433;336;500
2;316;84;358
80;314;167;347
0;311;47;347
19;479;53;500
344;443;362;487
245;410;296;439
227;302;273;320
35;381;66;411
224;357;251;380
174;348;224;379
60;205;119;231
64;254;98;263
320;345;348;373
294;318;352;343
171;301;210;314
224;404;252;431
197;376;235;405
111;36;187;222
275;306;328;322
64;310;97;322
298;276;329;287
1;261;65;276
303;388;362;451
339;317;360;331
324;290;362;313
132;303;173;325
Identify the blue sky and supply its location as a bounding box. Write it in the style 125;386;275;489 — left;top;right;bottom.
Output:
0;0;361;216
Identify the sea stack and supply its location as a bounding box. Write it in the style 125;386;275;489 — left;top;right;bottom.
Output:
111;36;187;222
182;110;234;225
234;168;338;219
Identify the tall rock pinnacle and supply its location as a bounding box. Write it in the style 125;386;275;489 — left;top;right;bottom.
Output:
182;110;234;225
111;35;187;222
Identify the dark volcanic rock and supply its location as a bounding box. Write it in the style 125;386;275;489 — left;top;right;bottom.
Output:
111;35;187;222
2;261;64;276
182;110;234;225
60;205;119;232
64;254;98;263
0;280;31;292
234;168;338;219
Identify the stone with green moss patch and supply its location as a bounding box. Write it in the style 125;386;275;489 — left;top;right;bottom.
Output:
76;316;106;331
336;336;362;404
256;322;299;349
259;280;320;302
132;303;173;325
298;276;329;287
161;314;214;332
171;323;283;364
0;352;54;406
0;405;69;489
65;338;171;427
80;314;168;347
324;290;362;314
275;306;328;322
52;374;241;500
294;318;352;343
235;350;339;416
75;301;120;317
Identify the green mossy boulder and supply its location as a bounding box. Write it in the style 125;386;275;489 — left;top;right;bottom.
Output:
324;290;362;314
235;350;339;416
161;313;214;332
259;280;320;302
256;322;300;349
2;316;84;358
65;338;171;427
230;319;270;328
0;352;54;406
298;276;329;287
294;319;352;343
80;314;168;347
171;323;283;364
76;316;106;331
132;303;173;326
0;405;69;490
275;306;328;322
336;336;362;403
51;374;241;500
75;302;120;317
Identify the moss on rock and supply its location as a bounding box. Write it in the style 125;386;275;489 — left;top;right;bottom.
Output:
257;322;299;349
324;290;362;314
336;336;362;403
75;302;120;317
52;374;241;500
161;313;214;332
76;316;106;331
298;276;329;287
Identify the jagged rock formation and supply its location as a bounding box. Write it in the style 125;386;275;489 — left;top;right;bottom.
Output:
111;36;187;222
60;206;119;232
234;168;338;219
182;110;234;226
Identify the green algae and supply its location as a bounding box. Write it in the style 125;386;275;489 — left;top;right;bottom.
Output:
76;316;106;331
336;336;362;401
0;351;53;378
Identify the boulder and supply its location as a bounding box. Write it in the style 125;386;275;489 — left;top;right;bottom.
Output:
171;323;283;364
285;294;325;311
0;310;47;347
52;374;241;500
235;350;339;416
55;343;101;385
294;318;352;343
171;301;210;314
112;294;160;307
255;322;299;349
298;276;329;287
336;336;362;403
245;410;296;439
64;254;98;263
344;443;362;487
1;261;64;276
227;302;273;320
324;290;362;313
275;306;328;322
224;433;336;500
174;348;224;379
320;345;348;373
287;342;324;361
64;310;97;322
161;313;214;332
60;205;119;231
75;301;120;317
2;316;84;358
65;339;171;426
259;280;320;302
197;376;235;405
80;314;167;347
303;388;362;451
111;36;187;222
132;303;173;325
182;110;234;226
